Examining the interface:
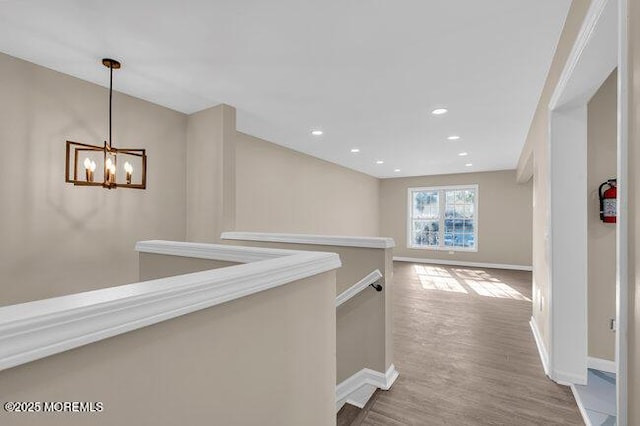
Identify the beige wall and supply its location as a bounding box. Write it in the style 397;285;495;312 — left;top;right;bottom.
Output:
0;272;337;426
517;0;592;351
186;104;236;243
587;70;617;361
0;52;382;307
235;132;380;237
138;253;238;281
379;170;532;266
222;239;393;382
0;53;188;306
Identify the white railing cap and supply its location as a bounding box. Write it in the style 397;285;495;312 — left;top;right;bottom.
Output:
221;232;395;249
135;240;302;263
0;244;340;372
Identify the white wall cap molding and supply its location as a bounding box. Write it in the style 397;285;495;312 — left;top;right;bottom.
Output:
221;231;396;249
0;250;340;372
135;240;302;263
336;364;399;411
393;256;533;272
336;269;383;308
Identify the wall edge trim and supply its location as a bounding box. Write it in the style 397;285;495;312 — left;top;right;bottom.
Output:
549;0;611;110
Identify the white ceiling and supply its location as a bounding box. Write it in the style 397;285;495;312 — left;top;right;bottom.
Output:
0;0;571;178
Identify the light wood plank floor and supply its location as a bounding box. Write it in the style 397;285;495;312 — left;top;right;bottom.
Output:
360;262;583;425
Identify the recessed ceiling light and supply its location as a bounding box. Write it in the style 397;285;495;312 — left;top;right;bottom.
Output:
447;135;461;141
351;148;360;153
311;129;323;136
465;163;473;167
394;169;401;172
431;108;448;115
376;160;384;164
458;152;468;156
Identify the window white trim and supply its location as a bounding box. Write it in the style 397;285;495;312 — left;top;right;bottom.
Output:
407;184;479;252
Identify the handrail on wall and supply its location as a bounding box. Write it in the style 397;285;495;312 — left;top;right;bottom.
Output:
335;269;383;308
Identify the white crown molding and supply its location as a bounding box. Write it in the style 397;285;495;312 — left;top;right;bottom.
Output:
135;240;301;263
336;269;383;308
530;317;550;376
336;364;399;412
0;249;340;372
587;356;617;374
394;256;533;272
221;232;395;249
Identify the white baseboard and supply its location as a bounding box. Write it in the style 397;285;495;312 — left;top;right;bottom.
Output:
393;256;533;272
529;318;589;385
529;317;550;376
339;383;377;410
587;356;617;374
336;364;399;412
570;384;594;426
554;370;587;386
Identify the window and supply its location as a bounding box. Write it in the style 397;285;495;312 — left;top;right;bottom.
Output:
408;185;478;251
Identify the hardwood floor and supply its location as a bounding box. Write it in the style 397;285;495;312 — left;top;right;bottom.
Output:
359;262;583;425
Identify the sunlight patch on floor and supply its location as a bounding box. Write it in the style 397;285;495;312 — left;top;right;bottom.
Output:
413;265;530;299
418;275;468;293
414;265;468;293
464;279;531;301
414;265;451;277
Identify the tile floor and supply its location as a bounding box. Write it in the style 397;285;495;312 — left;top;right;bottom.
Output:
573;369;616;425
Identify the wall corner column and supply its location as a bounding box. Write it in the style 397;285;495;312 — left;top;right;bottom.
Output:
186;104;237;242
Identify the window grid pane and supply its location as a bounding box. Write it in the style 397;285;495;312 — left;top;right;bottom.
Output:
410;186;476;250
443;188;476;249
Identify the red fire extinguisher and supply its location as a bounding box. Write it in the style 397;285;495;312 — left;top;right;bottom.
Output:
598;179;617;223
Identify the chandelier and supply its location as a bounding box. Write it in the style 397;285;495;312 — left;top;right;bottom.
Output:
65;58;147;189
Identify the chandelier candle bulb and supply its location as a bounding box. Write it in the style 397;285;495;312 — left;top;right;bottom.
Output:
105;158;116;184
124;162;133;184
105;158;112;181
83;158;96;182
